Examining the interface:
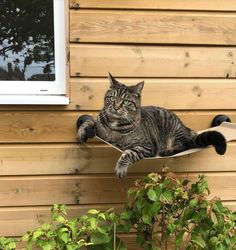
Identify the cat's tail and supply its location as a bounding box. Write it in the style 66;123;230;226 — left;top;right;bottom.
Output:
193;131;227;155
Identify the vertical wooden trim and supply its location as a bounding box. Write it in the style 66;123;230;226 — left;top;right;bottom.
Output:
65;0;71;99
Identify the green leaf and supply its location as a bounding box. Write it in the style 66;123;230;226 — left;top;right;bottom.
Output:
88;209;99;215
127;188;137;198
148;202;161;217
211;211;218;225
98;213;106;220
90;232;110;245
89;217;97;230
67;219;78;238
167;222;176;234
183;207;194;221
22;233;30;242
60;232;70;244
154;185;162;200
162;178;171;188
7;241;16;249
120;211;132;220
136;197;145;211
42;243;54;250
191;234;206;248
26;239;33;250
160;190;173;204
42;223;51;231
147;189;158;202
32;230;44;240
55;215;66;224
209;237;218;248
142;214;151;224
189;198;198;208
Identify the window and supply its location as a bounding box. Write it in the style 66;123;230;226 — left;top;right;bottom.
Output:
0;0;69;104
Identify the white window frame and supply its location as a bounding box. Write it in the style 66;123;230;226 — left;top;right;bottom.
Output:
0;0;69;105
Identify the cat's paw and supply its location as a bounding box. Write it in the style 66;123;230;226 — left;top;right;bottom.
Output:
115;164;128;179
77;120;95;143
77;126;88;143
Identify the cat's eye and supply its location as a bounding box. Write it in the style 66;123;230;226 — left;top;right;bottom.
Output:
123;100;131;106
106;96;115;103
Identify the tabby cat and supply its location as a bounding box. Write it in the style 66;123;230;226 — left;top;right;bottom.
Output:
78;73;226;178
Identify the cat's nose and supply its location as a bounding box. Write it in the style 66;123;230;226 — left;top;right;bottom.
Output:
114;101;122;111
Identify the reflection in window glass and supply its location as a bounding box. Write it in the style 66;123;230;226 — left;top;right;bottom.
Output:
0;0;55;81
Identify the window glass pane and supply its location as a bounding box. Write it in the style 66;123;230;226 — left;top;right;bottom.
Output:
0;0;55;81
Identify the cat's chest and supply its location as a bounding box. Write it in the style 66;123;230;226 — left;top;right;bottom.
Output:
96;123;125;147
95;120;145;150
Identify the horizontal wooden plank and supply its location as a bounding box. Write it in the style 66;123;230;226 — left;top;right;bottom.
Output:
71;78;236;110
0;111;235;143
0;111;84;143
0;142;236;175
70;0;236;11
1;201;235;237
0;204;123;236
70;10;236;45
0;173;235;206
0;78;236;111
70;44;236;78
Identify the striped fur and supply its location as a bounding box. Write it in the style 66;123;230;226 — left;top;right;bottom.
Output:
78;74;227;178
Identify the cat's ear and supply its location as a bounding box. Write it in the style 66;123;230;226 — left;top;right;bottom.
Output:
108;72;119;88
132;81;144;95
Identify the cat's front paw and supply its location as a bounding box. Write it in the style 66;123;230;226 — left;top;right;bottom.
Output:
115;164;128;179
77;120;96;143
77;126;88;143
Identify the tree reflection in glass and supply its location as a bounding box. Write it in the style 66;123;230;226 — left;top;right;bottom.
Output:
0;0;55;81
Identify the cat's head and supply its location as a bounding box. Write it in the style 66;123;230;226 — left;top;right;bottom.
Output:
103;73;144;121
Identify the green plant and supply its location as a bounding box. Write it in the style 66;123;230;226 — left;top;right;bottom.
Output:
1;173;235;250
22;205;126;250
0;237;17;250
78;208;126;250
120;172;236;250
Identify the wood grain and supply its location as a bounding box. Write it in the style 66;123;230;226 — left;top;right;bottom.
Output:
0;173;235;206
70;44;236;78
0;142;236;176
0;204;123;236
0;111;235;143
1;0;236;242
70;10;236;45
70;0;236;11
0;78;236;111
71;78;236;110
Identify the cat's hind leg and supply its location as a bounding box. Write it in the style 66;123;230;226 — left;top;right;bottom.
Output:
159;140;189;157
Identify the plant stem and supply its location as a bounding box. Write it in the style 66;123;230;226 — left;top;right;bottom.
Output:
113;222;116;250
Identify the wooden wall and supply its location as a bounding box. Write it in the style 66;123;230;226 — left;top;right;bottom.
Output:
1;1;236;249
